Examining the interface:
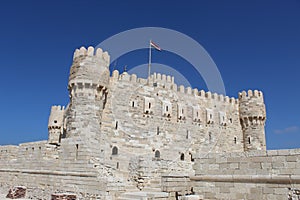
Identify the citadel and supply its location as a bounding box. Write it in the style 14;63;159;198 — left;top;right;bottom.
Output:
0;46;300;200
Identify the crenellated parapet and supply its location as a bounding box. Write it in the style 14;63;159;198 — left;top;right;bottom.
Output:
110;70;239;106
72;46;110;66
238;90;266;126
238;90;266;151
68;46;110;96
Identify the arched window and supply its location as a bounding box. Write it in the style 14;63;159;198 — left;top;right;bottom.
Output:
180;153;185;161
155;150;160;158
112;146;118;155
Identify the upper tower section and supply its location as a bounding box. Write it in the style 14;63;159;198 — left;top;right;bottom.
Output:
48;105;65;145
238;90;266;151
66;46;110;138
68;46;110;90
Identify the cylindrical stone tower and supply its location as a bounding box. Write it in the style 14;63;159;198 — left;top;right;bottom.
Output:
66;46;110;139
239;90;266;151
48;105;65;145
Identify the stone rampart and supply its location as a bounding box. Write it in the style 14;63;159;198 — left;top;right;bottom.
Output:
191;149;300;199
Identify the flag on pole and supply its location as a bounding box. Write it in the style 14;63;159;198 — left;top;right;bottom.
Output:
150;40;162;51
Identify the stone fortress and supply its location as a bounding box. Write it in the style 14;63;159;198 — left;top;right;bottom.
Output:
0;46;300;200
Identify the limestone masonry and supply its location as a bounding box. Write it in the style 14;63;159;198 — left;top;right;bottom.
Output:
0;46;299;200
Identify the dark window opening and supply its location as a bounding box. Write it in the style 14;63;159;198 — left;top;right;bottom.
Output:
54;120;57;123
155;150;160;158
230;118;232;123
112;146;118;155
234;137;237;144
186;130;189;139
132;101;135;107
182;109;184;114
115;121;118;129
157;127;160;135
166;106;168;112
197;112;199;117
248;137;251;144
75;144;79;160
210;114;212;119
209;132;212;141
180;153;185;161
116;162;119;169
149;103;151;109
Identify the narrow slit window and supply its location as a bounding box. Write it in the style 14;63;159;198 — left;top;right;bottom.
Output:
157;127;160;135
149;102;151;109
234;137;237;144
180;153;185;161
115;121;118;130
75;144;79;160
248;137;251;144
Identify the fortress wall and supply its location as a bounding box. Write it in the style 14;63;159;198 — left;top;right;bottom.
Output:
95;72;246;191
0;138;108;199
191;149;300;199
107;72;244;160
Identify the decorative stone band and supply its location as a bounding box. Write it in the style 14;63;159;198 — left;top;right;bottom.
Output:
190;175;300;184
0;169;96;178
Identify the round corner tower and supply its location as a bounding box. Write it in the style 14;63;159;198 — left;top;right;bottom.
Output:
66;46;110;138
48;105;65;145
238;90;266;151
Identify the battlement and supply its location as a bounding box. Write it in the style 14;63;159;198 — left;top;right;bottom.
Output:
153;72;174;84
73;46;110;66
238;90;264;102
50;105;65;112
69;46;110;90
111;70;239;105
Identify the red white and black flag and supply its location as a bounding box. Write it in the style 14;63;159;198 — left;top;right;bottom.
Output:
150;40;162;51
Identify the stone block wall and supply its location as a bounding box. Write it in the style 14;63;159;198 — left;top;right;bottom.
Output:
0;138;110;199
191;149;300;199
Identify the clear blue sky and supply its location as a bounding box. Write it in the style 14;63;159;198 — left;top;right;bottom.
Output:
0;0;299;149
